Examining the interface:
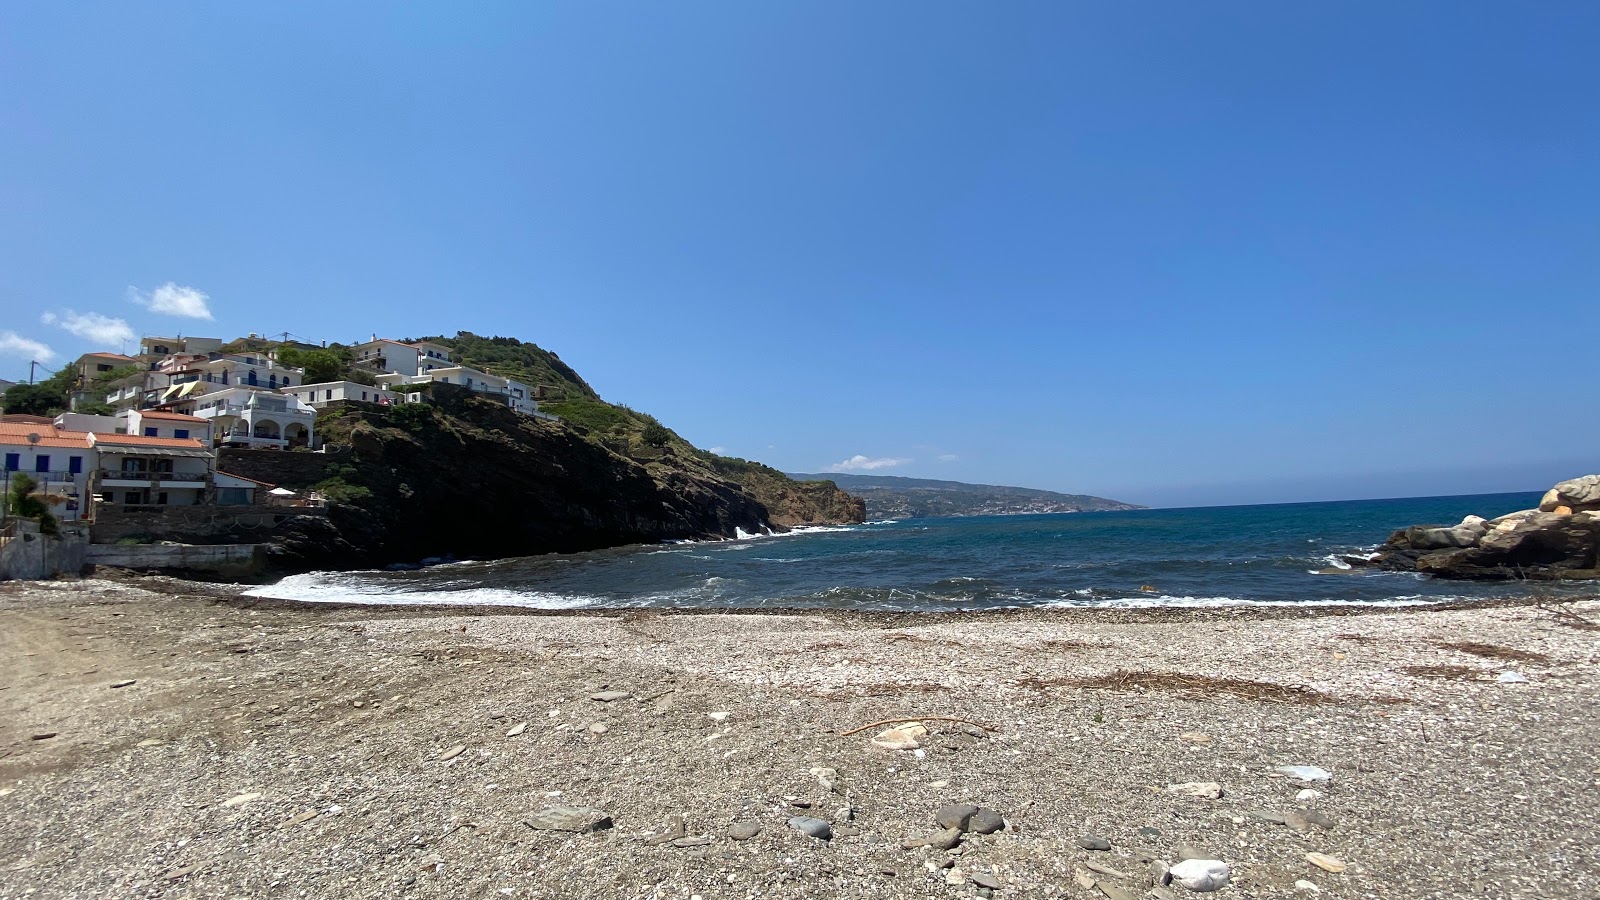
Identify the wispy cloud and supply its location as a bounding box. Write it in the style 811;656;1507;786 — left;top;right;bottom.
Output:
936;453;960;462
42;311;136;347
829;454;912;471
707;446;726;455
0;331;55;363
128;282;214;319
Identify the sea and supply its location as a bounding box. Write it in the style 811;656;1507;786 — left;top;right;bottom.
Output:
245;491;1588;611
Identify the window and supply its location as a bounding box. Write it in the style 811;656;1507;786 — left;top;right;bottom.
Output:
217;487;250;505
98;492;112;503
125;492;141;504
174;429;189;439
325;389;333;400
3;453;17;471
157;492;168;505
97;363;113;372
144;427;158;437
69;456;83;474
35;455;49;472
361;392;368;401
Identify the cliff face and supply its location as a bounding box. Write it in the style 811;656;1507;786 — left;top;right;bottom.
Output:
251;386;862;571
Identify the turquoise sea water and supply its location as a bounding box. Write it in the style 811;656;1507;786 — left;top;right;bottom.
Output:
248;491;1588;610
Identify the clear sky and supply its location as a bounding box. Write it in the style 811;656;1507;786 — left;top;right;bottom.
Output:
3;2;1596;507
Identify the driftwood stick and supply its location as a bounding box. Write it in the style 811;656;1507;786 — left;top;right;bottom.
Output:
838;715;999;736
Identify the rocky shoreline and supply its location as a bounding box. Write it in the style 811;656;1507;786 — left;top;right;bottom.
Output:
1365;475;1600;580
2;577;1597;899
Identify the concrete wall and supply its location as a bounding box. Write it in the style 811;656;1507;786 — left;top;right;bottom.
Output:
85;542;263;576
218;446;352;488
0;522;89;581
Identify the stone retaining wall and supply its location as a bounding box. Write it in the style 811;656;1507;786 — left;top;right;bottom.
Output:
217;447;353;489
90;505;320;545
0;521;89;581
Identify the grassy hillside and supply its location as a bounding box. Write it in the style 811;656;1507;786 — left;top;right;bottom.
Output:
786;471;1141;518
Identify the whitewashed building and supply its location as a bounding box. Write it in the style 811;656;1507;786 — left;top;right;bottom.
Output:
0;421;94;522
167;387;317;449
287;381;397;408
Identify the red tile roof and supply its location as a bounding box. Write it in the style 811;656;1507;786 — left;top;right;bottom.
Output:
137;411;208;422
0;422;94;449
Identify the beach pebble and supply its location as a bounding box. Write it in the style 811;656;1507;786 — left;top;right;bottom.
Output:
934;803;979;830
1295;789;1323;802
971;871;1003;889
1177;844;1220;862
1497;671;1529;684
787;816;832;840
1179;731;1211;744
810;766;838;791
902;827;963;850
590;690;631;702
506;722;527;737
707;711;730;722
524;806;613;833
110;680;136;689
1276;765;1332;782
1166;781;1223;799
872;723;928;751
1150;859;1172;885
588;723;608;734
1076;835;1112;851
1136;826;1163;840
437;744;466;762
1306;852;1347;873
728;821;762;841
944;867;967;886
1169;858;1231;891
967;807;1005;834
1096;883;1140;900
222;792;262;807
1285;809;1336;832
1295;880;1321;893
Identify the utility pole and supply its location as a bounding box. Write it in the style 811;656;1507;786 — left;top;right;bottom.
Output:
29;360;43;384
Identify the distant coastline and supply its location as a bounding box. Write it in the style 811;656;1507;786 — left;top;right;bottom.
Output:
787;471;1141;520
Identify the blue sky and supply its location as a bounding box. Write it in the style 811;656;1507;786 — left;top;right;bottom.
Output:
2;2;1595;507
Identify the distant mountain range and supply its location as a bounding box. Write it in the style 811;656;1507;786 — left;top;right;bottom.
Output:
785;472;1144;519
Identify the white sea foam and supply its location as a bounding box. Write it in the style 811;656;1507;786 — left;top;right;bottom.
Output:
244;573;598;609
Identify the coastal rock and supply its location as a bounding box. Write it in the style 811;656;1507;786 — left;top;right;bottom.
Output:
525;806;613;833
934;803;980;831
871;723;928;750
1076;835;1113;851
967;807;1006;834
1374;476;1600;579
1168;859;1231;891
728;821;762;841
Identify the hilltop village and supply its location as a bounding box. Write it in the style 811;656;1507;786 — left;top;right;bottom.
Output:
0;332;861;578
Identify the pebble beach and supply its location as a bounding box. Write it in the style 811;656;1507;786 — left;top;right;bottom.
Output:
1;577;1597;899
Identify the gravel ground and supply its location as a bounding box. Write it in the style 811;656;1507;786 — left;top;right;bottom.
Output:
1;578;1597;900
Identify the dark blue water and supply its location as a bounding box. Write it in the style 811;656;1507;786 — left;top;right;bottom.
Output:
249;491;1584;610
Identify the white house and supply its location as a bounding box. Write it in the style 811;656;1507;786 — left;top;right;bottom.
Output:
167;387;317;449
0;421;94;522
350;339;422;377
140;336;223;358
285;381;397;408
90;433;214;509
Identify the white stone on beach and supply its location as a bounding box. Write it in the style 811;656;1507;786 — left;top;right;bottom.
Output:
1166;781;1223;799
1497;671;1528;683
871;723;928;750
1168;858;1231;891
1296;789;1323;802
1276;765;1331;782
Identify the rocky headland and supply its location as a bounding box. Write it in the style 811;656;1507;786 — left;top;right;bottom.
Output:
1367;475;1600;580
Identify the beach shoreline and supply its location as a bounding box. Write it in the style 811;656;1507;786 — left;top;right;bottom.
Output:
2;576;1596;899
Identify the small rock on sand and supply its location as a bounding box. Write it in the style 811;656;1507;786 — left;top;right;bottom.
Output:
728;821;762;841
971;872;1003;889
902;827;963;850
935;803;979;830
1284;809;1336;831
871;723;928;750
437;744;466;762
110;680;136;689
1169;858;1231;891
1276;765;1331;782
525;806;613;833
787;816;832;840
506;722;527;737
1097;883;1139;900
590;690;631;702
1076;835;1112;851
1306;852;1347;873
1166;781;1223;799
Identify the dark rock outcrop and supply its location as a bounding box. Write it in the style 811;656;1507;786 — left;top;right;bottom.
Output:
255;386;863;572
1371;475;1600;580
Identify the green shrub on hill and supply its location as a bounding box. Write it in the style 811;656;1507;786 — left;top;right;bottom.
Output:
416;332;597;401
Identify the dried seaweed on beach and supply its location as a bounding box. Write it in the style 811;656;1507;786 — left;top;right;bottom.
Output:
1436;641;1551;663
1064;670;1334;705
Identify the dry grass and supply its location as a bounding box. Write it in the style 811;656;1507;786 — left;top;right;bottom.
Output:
1437;641;1551;663
1062;670;1335;705
1402;664;1480;680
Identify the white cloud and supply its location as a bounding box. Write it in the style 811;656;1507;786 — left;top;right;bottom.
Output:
0;331;55;363
128;281;214;319
41;310;136;347
937;453;960;462
829;454;912;471
708;446;726;455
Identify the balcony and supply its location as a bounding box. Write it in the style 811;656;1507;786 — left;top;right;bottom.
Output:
97;469;209;489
